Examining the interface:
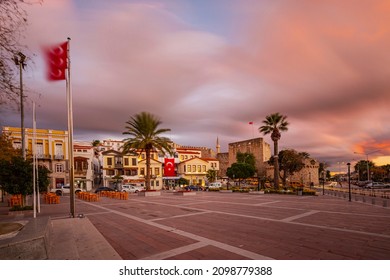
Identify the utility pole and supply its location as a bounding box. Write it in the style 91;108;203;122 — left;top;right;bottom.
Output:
13;52;27;159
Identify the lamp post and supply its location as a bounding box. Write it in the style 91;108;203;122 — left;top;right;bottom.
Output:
347;163;351;202
321;170;325;195
13;52;26;159
354;150;380;182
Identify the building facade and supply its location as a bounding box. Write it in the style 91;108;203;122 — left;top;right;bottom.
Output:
2;127;96;191
176;157;219;186
265;158;320;186
227;137;271;176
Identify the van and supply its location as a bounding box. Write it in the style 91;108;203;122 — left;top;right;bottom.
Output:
121;184;145;193
208;182;222;189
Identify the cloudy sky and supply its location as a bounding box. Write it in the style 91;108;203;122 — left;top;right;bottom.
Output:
1;0;390;172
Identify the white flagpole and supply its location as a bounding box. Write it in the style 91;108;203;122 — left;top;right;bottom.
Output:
32;101;36;218
35;102;40;213
66;37;76;218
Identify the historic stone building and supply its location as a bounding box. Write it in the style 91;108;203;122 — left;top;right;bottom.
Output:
227;137;271;176
265;158;320;186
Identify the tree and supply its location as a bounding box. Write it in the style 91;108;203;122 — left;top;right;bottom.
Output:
259;112;289;188
122;112;172;190
226;162;255;187
206;169;217;184
0;133;50;204
269;149;309;186
0;133;21;161
177;177;189;186
236;152;256;168
0;0;38;104
354;160;375;181
91;140;101;147
0;155;50;204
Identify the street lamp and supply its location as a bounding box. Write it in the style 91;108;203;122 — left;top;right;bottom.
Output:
347;163;351;202
13;52;26;159
354;150;380;182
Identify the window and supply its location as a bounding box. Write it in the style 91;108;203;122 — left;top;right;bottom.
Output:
154;167;160;176
197;165;201;172
124;158;129;166
55;143;63;159
132;158;137;166
13;141;21;149
202;165;206;172
55;164;64;173
192;165;196;172
156;180;159;187
107;170;115;176
187;165;191;172
140;168;145;176
107;158;113;166
36;143;44;158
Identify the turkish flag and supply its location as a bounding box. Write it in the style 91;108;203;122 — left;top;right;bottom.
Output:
164;158;175;177
44;42;68;81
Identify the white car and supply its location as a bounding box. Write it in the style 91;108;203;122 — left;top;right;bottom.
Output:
364;182;388;189
50;184;82;196
121;184;145;193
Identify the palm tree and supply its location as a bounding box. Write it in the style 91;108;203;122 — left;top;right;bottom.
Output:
122;112;172;190
259;112;289;189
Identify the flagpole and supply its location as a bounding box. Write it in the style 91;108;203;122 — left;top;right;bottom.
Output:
66;37;75;218
35;102;40;213
32;101;36;218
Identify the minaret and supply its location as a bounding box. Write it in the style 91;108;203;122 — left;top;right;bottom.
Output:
216;137;220;154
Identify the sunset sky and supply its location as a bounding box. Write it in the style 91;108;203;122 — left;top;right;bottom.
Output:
1;0;390;172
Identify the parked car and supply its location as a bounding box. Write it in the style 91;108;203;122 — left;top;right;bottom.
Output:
94;186;115;193
364;182;389;189
208;182;222;189
185;185;204;191
121;184;145;193
50;184;82;196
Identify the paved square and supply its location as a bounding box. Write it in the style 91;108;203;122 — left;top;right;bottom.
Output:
62;191;390;260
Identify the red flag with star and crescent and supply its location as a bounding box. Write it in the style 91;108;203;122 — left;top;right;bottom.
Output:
44;42;68;81
164;158;176;177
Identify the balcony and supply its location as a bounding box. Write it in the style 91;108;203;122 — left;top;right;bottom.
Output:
115;162;123;168
54;154;64;160
36;154;52;159
75;170;87;176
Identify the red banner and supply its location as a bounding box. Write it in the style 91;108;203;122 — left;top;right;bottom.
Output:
44;42;68;81
164;158;176;177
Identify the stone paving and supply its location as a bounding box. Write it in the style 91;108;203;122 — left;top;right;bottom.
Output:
2;191;390;260
78;191;390;260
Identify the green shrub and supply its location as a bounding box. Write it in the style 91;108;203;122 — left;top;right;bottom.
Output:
10;205;33;211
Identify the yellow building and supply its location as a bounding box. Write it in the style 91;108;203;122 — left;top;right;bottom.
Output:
102;149;139;188
2;126;70;189
177;157;219;186
138;158;163;190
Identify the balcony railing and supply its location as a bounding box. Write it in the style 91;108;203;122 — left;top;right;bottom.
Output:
54;154;64;160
